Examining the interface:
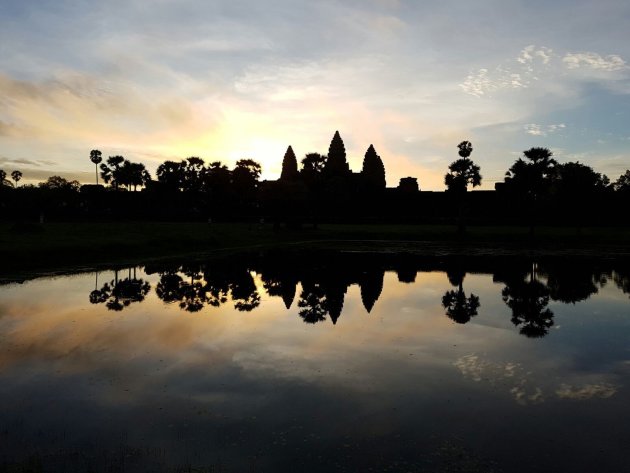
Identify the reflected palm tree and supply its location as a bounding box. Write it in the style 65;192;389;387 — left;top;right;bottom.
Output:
203;271;230;308
442;268;480;324
501;263;554;338
156;267;209;313
297;281;328;324
155;272;185;303
89;271;108;304
230;270;261;312
177;267;208;313
613;268;630;298
541;262;600;304
90;268;150;312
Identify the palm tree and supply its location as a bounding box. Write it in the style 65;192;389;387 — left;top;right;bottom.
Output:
100;155;125;190
506;147;557;236
156;160;185;191
444;141;482;234
11;170;22;188
0;169;7;187
90;150;103;185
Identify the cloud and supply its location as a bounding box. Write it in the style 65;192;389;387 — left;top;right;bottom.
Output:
0;156;57;167
563;52;628;71
524;123;566;136
517;45;554;71
461;46;630;99
459;45;556;97
459;68;527;97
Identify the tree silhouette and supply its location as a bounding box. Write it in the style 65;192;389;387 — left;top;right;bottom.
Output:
300;152;327;227
444;141;481;234
11;170;22;188
39;176;80;191
121;160;151;191
156;272;186;303
555;162;609;195
324;131;350;178
501;263;554;338
90;268;150;311
541;262;600;304
301;152;326;181
441;268;480;324
100;155;125;190
156;160;185;191
89;150;103;185
505;147;557;235
297;281;328;324
0;169;8;187
507;147;557;197
89;271;108;304
613;170;630;194
234;159;261;181
115;268;152;305
361;144;386;190
553;162;610;230
100;156;150;191
444;141;481;193
202;267;231;307
280;146;299;182
155;266;214;312
177;267;209;312
203;161;232;213
229;270;261;312
181;157;205;192
613;269;630;298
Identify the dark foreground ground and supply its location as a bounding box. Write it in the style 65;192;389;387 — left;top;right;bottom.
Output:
2;222;629;281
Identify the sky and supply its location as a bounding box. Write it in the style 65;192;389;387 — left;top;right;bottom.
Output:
1;0;630;190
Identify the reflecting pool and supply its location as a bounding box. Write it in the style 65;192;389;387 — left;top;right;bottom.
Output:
1;251;629;472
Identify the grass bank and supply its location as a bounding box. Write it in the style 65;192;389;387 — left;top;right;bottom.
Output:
2;222;630;276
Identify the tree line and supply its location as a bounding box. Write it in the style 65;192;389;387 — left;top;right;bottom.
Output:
1;130;629;225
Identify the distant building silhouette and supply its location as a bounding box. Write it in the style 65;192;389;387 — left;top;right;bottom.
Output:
361;145;386;190
398;177;419;192
324;131;351;178
280;145;299;182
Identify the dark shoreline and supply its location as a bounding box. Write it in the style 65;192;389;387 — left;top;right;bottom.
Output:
2;222;630;284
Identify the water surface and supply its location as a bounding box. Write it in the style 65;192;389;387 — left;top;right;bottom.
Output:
1;252;629;472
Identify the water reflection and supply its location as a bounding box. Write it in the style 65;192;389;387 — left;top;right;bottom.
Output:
442;267;480;324
79;252;630;339
614;268;630;297
90;268;151;311
1;251;630;472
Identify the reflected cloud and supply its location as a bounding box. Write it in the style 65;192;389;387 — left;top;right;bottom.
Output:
455;354;620;405
454;354;543;405
556;383;617;400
